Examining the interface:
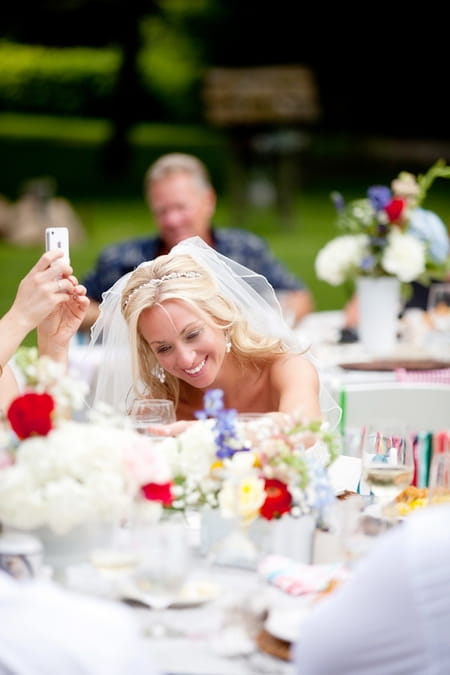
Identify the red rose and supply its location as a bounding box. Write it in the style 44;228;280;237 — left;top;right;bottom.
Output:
260;478;293;520
384;197;406;225
141;482;173;506
7;392;55;439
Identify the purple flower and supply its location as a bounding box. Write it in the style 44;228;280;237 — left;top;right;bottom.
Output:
360;254;376;272
215;408;241;459
195;388;224;420
367;185;391;212
195;389;242;459
330;191;345;212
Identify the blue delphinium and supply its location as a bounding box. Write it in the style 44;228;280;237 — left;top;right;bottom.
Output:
195;388;224;419
195;389;244;459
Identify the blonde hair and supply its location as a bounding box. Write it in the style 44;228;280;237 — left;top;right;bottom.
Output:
121;253;287;406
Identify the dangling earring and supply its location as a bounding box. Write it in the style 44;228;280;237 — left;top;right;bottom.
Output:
153;363;166;383
225;330;232;353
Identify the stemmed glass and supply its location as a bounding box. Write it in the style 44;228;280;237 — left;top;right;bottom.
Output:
427;282;450;332
130;517;191;638
360;419;414;518
428;434;450;506
129;398;176;436
427;283;450;358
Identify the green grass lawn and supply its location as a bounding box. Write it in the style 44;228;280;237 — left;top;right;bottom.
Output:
1;113;449;346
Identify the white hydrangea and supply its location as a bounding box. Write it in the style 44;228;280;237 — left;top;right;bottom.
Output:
382;230;426;282
0;421;171;535
165;419;217;481
315;234;369;285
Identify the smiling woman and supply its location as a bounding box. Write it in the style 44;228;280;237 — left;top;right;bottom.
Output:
88;236;340;429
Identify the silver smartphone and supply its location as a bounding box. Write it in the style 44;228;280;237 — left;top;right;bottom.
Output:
45;227;70;265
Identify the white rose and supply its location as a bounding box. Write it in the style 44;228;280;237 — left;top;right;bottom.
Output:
218;475;265;520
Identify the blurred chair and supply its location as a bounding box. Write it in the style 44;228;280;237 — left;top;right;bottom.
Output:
339;382;450;440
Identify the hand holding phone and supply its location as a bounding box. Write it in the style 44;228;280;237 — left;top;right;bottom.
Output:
45;227;70;265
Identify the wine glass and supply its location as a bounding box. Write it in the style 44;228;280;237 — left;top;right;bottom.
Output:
428;434;450;506
360;419;414;518
235;413;277;449
427;282;450;358
427;282;450;332
130;517;191;638
129;399;176;436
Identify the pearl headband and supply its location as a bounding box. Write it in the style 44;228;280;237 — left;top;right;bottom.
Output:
123;271;201;308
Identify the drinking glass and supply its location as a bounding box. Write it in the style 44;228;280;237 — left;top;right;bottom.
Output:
427;282;450;332
129;399;176;436
235;413;277;449
428;434;450;506
360;419;414;517
131;517;191;638
333;494;388;568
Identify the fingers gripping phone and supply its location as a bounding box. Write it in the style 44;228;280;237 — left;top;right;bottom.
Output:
45;227;70;265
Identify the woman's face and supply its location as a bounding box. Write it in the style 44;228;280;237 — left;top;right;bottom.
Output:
138;299;227;388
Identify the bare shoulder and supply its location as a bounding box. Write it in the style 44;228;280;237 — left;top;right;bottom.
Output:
271;352;319;382
269;352;321;419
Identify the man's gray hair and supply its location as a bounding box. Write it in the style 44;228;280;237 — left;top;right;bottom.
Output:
144;153;212;192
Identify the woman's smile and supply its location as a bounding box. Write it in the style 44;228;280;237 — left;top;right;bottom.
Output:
183;358;206;376
138;299;226;387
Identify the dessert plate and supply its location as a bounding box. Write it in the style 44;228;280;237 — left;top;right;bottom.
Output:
170;579;221;608
120;578;221;609
264;606;310;643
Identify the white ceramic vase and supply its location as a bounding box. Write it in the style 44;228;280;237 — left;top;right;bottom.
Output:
200;509;316;567
357;276;401;354
31;521;116;572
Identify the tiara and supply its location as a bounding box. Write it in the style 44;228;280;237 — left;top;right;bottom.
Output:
123;271;201;307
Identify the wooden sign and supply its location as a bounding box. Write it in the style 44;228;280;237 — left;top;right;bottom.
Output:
203;65;321;126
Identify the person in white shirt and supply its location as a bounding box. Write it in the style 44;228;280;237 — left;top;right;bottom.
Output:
294;504;450;674
0;570;159;675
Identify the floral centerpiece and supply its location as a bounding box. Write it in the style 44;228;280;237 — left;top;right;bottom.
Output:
156;389;341;526
0;348;173;536
314;160;450;290
0;353;341;566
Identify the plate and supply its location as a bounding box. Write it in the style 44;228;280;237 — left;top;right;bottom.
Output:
170;579;221;608
338;358;449;371
264;607;310;643
120;579;221;609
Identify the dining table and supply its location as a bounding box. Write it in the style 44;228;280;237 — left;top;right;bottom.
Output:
292;309;450;396
55;514;350;675
60;309;450;673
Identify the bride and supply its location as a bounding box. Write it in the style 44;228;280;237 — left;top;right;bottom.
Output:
88;237;340;431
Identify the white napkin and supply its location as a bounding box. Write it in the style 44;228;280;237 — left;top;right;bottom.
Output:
328;455;362;494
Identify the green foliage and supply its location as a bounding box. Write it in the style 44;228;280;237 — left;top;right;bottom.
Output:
0;42;120;116
0;26;204;121
138;15;204;121
417;159;450;206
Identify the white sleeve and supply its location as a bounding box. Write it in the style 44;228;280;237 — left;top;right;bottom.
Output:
293;522;427;675
0;573;159;675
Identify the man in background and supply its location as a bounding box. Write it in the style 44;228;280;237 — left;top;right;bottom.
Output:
80;153;313;331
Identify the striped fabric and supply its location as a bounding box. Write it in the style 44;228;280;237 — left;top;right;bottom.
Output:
395;368;450;384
